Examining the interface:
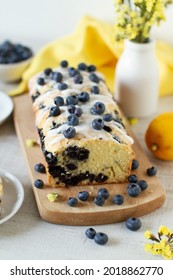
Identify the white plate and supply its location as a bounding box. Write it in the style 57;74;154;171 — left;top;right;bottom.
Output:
0;91;13;125
0;169;24;224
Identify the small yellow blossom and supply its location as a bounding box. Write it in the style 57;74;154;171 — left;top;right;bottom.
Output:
128;118;139;125
144;226;173;260
47;192;58;202
26;138;38;147
159;225;172;237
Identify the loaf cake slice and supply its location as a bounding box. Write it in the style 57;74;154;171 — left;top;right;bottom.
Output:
29;61;134;187
0;177;3;214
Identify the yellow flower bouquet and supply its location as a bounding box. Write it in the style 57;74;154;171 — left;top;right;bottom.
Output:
114;0;173;43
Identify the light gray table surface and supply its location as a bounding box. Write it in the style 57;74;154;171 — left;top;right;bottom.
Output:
0;78;173;260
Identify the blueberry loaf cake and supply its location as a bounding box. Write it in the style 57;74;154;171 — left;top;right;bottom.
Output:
0;177;3;215
29;61;134;187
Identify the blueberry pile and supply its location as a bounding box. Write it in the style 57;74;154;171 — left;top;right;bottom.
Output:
85;228;108;245
0;40;33;64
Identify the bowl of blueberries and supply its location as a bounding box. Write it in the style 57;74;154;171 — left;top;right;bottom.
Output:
0;40;33;82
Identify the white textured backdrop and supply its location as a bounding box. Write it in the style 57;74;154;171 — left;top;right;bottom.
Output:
0;0;173;44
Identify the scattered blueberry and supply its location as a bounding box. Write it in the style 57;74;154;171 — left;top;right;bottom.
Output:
63;127;76;138
68;197;78;207
126;217;142;231
50;106;61;117
66;95;78;105
37;77;45;86
66;114;79;126
34;163;46;174
74;74;83;84
92;118;104;130
113;194;124;205
44;68;52;76
85;228;96;239
127;183;141;197
147;166;157;176
89;73;99;83
131;159;139;170
53;72;63;83
137;180;148;191
58;83;68;90
98;188;109;199
94;232;108;245
128;174;138;183
92;85;100;94
78;92;90;102
88;65;96;72
94;195;105;206
103;114;112;122
78;62;87;71
74;107;83;117
67;105;76;114
54;96;64;106
92;102;105;115
68;67;79;77
78;191;89;201
34;179;44;189
60;60;68;68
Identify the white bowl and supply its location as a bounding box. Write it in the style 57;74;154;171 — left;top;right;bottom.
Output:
0;57;32;82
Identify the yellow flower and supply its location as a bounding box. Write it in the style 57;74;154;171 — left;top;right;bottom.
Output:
159;225;172;237
144;230;152;239
145;0;156;12
47;192;58;202
144;243;154;253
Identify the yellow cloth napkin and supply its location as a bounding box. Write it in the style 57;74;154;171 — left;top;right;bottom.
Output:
9;15;173;97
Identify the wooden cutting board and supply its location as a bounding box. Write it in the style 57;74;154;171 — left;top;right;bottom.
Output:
13;93;166;225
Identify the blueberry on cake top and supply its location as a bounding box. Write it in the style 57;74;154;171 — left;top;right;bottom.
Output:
29;60;134;187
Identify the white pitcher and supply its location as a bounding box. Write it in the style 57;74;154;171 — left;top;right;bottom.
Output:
115;40;159;118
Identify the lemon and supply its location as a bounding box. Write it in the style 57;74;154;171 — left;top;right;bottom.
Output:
145;112;173;160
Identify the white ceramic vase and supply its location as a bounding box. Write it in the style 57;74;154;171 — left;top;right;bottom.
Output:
115;40;159;118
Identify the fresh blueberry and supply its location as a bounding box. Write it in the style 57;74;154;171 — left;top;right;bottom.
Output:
147;166;157;176
68;197;78;207
66;95;78;105
50;106;61;117
37;77;45;86
85;228;96;239
66;114;79;126
131;159;139;170
127;183;141;197
68;67;79;77
34;163;46;174
88;65;96;72
103;114;112;122
34;179;44;189
89;73;100;83
78;62;87;71
78;191;89;201
67;105;76;114
91;85;100;94
92;102;105;115
137;180;148;191
53;72;63;83
92;118;104;130
54;96;64;106
98;188;109;199
58;83;68;90
128;174;138;183
74;74;83;84
44;68;52;76
126;217;142;231
94;232;108;245
113;194;124;205
74;107;83;117
94;195;105;206
78;91;90;102
63;127;76;139
60;60;68;68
